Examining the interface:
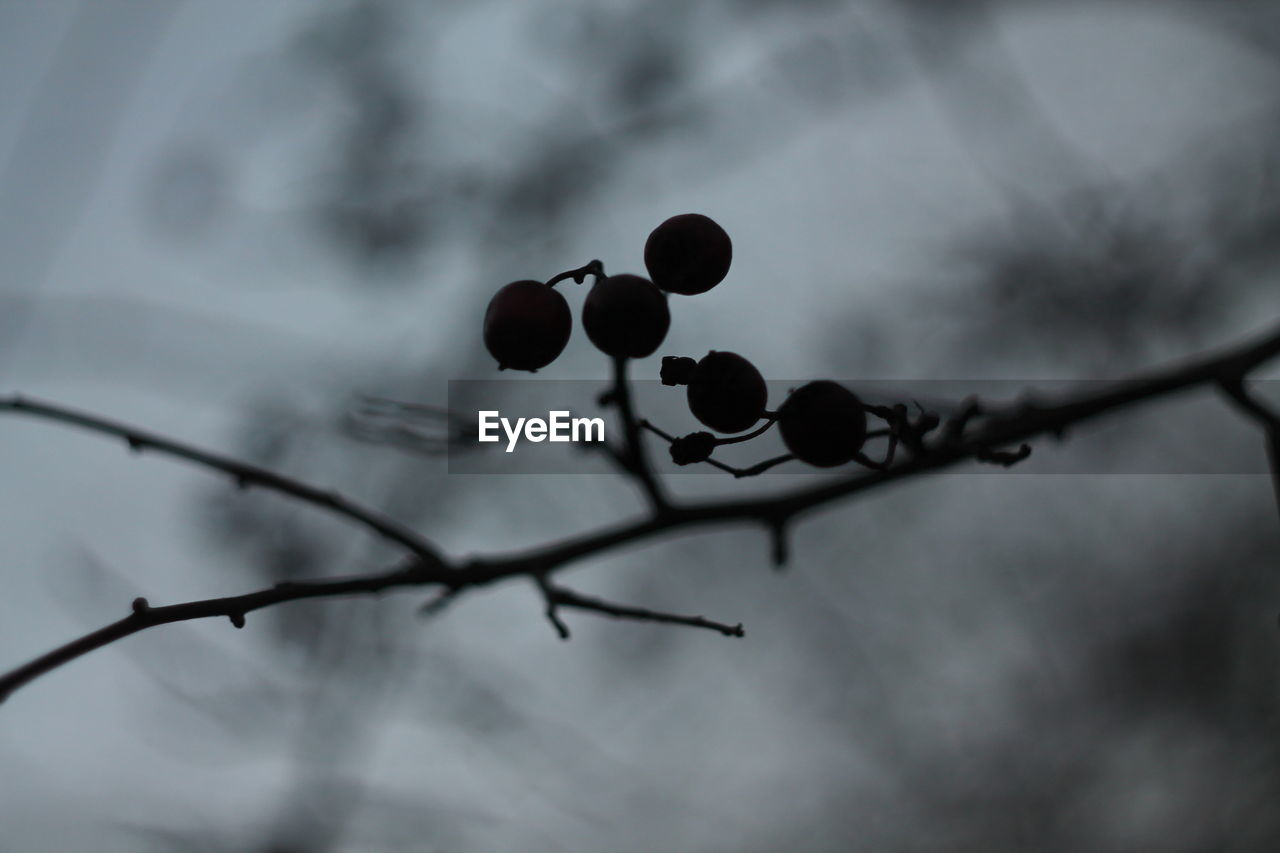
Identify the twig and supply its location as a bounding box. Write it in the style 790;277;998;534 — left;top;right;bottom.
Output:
0;395;448;566
0;559;442;704
538;580;744;638
533;575;572;639
640;419;795;477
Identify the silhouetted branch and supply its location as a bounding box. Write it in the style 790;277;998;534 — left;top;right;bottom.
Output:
537;578;744;638
0;395;448;566
0;559;444;704
606;356;670;511
4;317;1280;703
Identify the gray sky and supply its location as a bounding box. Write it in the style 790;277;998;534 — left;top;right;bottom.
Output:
2;2;1278;850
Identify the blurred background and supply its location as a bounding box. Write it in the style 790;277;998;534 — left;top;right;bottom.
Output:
2;1;1280;850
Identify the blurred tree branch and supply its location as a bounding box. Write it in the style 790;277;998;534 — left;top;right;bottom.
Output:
3;315;1280;703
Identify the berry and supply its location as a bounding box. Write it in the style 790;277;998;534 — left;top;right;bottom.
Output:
778;381;867;467
483;280;572;371
686;351;767;434
644;213;732;295
582;274;670;359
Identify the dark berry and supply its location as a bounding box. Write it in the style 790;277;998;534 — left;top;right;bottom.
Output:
644;213;732;296
582;274;670;359
778;381;867;467
483;280;572;371
686;351;767;434
660;356;697;386
669;431;716;466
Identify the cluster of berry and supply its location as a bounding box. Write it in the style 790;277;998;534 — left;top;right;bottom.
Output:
661;353;871;469
483;212;731;371
482;213;901;473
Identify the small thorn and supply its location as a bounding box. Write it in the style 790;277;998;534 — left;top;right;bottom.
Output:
126;437;143;453
417;589;455;616
769;521;790;569
543;599;571;639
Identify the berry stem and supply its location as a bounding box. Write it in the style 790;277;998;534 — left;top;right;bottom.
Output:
711;416;778;446
640;418;795;478
545;259;605;289
729;454;796;478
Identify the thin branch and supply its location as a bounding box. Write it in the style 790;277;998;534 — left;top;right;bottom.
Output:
0;394;448;566
460;317;1280;585
640;419;795;477
0;558;442;704
5;318;1280;703
725;454;797;478
540;581;744;638
606;356;670;511
534;575;571;639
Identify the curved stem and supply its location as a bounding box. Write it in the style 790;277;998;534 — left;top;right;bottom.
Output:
712;416;778;446
545;259;605;289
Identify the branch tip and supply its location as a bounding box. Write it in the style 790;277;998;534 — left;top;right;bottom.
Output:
417;588;458;617
545;604;571;640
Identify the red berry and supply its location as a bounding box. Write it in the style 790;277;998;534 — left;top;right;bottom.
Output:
483;280;571;371
582;274;670;359
686;351;767;434
778;381;867;467
644;213;732;295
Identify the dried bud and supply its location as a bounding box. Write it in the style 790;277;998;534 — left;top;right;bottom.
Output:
669;431;717;465
661;356;697;386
